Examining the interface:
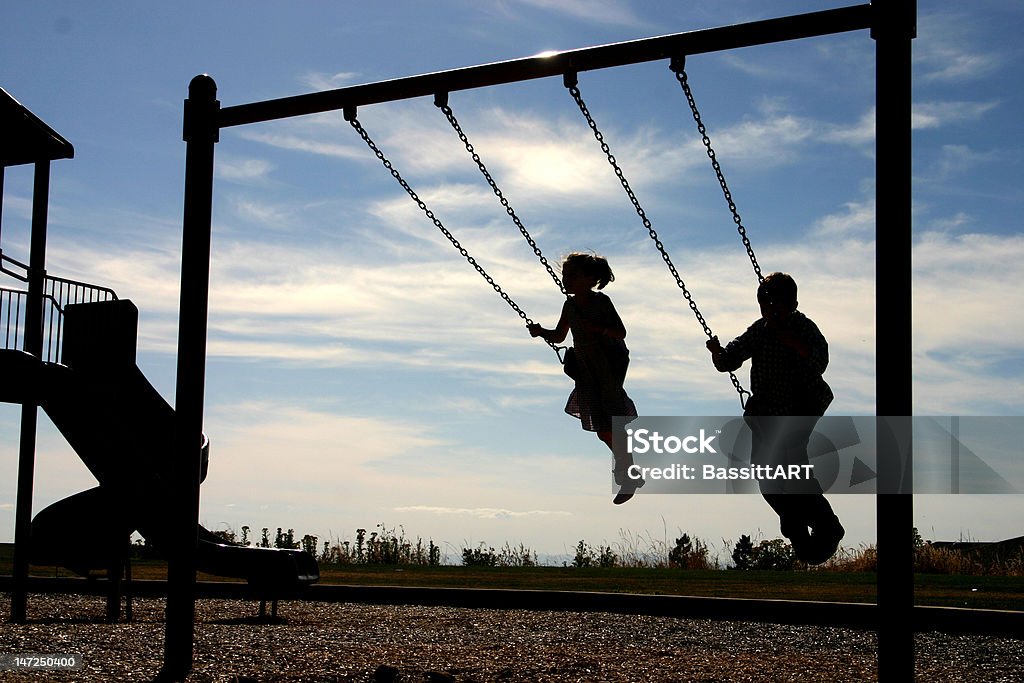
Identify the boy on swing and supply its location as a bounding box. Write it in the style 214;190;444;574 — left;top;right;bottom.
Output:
706;272;845;564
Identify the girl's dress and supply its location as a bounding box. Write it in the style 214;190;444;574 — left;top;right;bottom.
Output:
561;292;637;432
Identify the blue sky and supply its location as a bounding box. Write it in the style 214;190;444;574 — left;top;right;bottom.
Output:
1;1;1022;564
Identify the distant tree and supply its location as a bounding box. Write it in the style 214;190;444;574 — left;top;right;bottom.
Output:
240;525;251;547
669;534;694;568
731;535;755;570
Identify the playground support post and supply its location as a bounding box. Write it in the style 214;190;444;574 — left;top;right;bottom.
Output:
10;160;50;624
162;75;219;681
874;0;916;679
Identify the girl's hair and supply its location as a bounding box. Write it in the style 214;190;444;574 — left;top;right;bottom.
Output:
562;251;615;290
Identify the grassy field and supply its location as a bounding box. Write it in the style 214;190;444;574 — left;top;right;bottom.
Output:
2;544;1022;611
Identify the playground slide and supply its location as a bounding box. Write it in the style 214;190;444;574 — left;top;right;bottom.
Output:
0;302;318;591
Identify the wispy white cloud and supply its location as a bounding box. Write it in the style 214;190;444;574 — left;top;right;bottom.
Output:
44;239;181;314
811;199;874;238
0;194;33;221
201;402;451;499
216;157;275;184
912;231;1024;414
238;103;702;232
822;108;875;147
914;231;1024;346
693;101;878;164
914;11;1003;83
356;106;636;201
39;187;1023;420
712;111;813;166
239;131;367;160
925;211;972;233
301;71;361;91
921;52;1001;83
230;197;292;227
394;505;572;519
933;144;998;179
508;0;646;28
912;101;999;129
239;97;877;218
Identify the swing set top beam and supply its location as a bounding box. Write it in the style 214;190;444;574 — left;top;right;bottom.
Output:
218;3;873;129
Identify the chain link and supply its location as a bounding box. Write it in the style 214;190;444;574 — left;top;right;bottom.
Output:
567;82;750;405
672;64;763;284
437;101;566;296
348;115;564;357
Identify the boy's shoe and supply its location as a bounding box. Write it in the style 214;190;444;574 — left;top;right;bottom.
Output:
780;517;812;561
801;514;846;565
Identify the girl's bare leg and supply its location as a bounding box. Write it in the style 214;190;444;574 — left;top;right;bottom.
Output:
599;431;644;504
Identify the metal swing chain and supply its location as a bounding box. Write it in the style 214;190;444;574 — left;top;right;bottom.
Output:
671;57;763;284
346;112;565;358
564;75;750;405
435;94;566;296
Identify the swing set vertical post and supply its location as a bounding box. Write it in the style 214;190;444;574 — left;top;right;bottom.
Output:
873;0;916;679
162;74;219;681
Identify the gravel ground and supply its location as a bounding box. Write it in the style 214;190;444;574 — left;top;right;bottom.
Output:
1;594;1022;682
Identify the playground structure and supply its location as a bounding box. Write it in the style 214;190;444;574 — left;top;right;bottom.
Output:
1;88;319;622
4;2;918;680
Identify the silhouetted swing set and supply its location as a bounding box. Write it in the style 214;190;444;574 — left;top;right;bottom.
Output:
6;3;927;681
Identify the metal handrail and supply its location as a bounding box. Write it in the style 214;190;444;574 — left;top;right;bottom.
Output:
0;252;29;283
0;252;118;301
0;287;64;363
0;254;119;364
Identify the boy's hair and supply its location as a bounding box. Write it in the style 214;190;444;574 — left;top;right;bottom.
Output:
562;252;615;290
757;272;798;308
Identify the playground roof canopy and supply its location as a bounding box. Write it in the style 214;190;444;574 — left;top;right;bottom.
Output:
1;87;74;168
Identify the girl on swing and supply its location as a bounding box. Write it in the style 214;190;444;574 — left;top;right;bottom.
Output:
528;252;641;504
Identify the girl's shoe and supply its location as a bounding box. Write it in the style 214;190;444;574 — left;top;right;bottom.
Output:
613;476;645;505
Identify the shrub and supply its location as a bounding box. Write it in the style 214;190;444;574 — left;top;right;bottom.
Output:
462;543;499;567
752;538;797;571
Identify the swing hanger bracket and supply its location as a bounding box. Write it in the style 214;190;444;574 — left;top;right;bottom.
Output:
342;105;358;122
562;71;579;90
669;55;686;74
433;92;449;109
555;344;569;364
